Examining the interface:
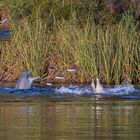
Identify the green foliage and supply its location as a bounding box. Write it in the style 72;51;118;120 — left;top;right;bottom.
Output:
53;15;139;84
0;0;139;84
10;17;49;76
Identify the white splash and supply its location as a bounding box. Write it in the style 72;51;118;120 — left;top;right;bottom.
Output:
107;80;135;95
46;82;53;86
55;80;136;96
48;68;56;72
0;18;7;24
55;85;91;95
55;76;65;80
67;68;78;73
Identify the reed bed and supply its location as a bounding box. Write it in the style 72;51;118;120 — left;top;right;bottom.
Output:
0;0;139;84
52;15;140;84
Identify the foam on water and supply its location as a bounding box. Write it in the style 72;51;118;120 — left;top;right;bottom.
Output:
55;83;137;96
55;85;92;95
0;83;138;99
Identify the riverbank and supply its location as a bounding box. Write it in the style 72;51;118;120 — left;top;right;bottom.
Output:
0;0;139;85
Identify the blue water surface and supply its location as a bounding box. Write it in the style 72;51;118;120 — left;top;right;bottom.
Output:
0;84;140;140
0;30;10;40
0;84;139;100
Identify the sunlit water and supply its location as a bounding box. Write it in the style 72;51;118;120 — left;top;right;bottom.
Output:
0;84;140;140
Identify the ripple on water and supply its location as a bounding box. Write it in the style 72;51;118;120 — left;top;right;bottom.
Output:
0;85;139;100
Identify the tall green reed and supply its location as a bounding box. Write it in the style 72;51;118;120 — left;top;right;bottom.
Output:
0;0;139;84
10;17;49;76
53;14;139;84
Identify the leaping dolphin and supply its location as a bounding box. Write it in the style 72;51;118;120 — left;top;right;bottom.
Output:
15;69;40;89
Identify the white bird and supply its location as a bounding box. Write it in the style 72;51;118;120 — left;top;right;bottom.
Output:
91;78;105;94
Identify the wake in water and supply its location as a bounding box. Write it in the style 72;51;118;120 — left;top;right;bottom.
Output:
55;80;136;96
55;85;92;95
107;81;135;94
0;79;138;99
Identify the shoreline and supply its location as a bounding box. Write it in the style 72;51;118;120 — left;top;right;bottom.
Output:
0;80;139;87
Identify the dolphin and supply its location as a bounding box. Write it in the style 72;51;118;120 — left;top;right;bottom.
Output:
91;78;105;93
15;69;40;89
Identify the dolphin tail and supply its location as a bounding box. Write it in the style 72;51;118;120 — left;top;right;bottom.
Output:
91;78;96;92
96;78;104;93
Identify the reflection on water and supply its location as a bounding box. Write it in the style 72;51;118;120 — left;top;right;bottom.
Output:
0;98;140;140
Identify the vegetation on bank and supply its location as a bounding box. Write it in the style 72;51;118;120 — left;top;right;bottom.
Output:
0;0;139;84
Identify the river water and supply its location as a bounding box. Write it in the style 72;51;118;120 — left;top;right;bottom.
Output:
0;85;139;140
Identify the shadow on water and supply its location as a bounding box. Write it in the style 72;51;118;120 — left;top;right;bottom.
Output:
0;84;139;140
